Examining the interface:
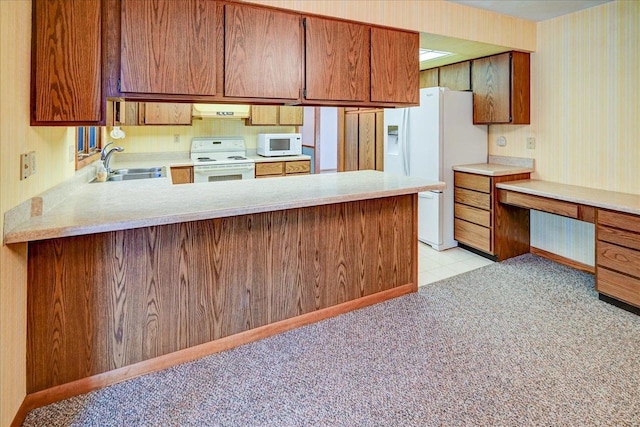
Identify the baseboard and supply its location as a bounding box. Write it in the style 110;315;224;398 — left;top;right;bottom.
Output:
530;246;595;274
11;283;415;425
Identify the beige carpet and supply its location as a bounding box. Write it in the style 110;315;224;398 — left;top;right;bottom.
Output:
23;254;640;426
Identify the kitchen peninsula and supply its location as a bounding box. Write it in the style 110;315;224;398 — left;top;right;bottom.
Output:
5;171;443;409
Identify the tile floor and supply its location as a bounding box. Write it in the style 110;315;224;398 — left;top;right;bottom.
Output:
418;242;494;286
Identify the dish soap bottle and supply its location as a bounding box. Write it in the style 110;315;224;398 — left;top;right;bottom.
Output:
96;161;108;182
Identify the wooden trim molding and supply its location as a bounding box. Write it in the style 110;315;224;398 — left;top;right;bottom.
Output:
530;246;595;274
13;283;414;425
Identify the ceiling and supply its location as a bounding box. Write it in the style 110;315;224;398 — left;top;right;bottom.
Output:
420;0;613;69
447;0;612;22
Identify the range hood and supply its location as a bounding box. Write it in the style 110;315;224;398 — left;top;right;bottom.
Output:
192;104;251;119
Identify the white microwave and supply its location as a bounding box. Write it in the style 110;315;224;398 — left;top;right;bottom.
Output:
257;133;302;157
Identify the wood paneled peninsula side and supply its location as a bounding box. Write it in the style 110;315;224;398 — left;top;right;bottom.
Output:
5;171;443;411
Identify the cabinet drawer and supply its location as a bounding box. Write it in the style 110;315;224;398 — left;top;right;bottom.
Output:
597;225;640;252
455;188;491;210
454;203;490;228
597;267;640;308
454;219;491;253
455;172;491;193
255;162;284;176
597;240;640;279
498;190;578;219
598;209;640;234
285;160;310;174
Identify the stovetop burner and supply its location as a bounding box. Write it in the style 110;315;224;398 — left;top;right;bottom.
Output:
227;156;246;160
197;157;216;162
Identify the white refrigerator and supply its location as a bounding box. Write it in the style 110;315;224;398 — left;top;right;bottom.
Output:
384;87;488;250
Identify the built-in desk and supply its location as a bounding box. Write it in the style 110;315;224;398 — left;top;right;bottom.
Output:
496;179;640;314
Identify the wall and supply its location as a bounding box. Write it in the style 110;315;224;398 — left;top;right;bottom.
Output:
0;1;77;424
488;0;640;265
112;119;295;154
245;0;536;52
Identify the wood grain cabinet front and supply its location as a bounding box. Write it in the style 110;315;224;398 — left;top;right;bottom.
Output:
453;171;531;260
247;106;304;126
596;209;640;308
120;0;221;97
472;51;530;124
225;3;302;100
255;160;310;178
32;0;102;125
170;166;193;184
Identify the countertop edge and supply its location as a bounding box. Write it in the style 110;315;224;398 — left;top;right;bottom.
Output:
453;163;535;176
496;180;640;216
4;172;444;244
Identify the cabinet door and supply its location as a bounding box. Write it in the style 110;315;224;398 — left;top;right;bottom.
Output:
472;53;511;124
370;28;419;104
142;103;192;125
249;106;279;125
279;106;304;126
32;0;102;124
170;166;193;184
343;113;359;171
225;4;302;100
120;0;219;95
358;113;376;170
439;61;471;91
420;68;439;89
304;17;369;102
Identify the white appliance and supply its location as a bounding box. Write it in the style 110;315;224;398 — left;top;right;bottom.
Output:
257;133;302;157
384;87;488;250
190;137;255;182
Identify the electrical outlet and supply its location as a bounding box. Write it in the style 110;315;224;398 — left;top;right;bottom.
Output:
173;134;180;144
21;153;31;180
526;137;536;150
497;136;507;147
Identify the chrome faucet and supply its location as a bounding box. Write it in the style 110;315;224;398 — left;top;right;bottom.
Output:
101;143;124;173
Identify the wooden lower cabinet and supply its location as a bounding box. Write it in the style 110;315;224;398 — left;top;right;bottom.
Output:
27;195;417;393
596;209;640;308
170;166;193;184
453;171;530;260
255;159;310;178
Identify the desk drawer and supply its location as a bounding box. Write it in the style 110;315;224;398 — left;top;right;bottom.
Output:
455;172;491;193
598;209;640;234
498;190;578;219
455;203;491;228
455;219;491;252
597;267;640;308
455;188;491;210
597;240;640;279
597;225;640;252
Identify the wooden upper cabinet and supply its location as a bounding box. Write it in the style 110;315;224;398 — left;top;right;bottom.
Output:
224;4;302;100
472;51;530;124
32;0;102;124
370;28;419;105
439;61;471;91
120;0;220;95
304;17;370;102
141;103;192;125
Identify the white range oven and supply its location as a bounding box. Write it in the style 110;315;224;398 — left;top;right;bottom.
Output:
190;137;255;182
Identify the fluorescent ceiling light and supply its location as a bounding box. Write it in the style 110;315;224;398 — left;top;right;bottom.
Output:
419;48;453;62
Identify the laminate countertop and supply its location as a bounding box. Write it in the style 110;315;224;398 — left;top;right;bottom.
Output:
4;171;444;244
453;163;534;176
496;179;640;216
